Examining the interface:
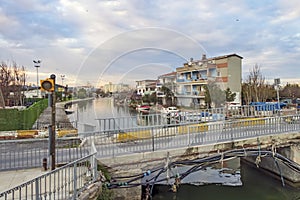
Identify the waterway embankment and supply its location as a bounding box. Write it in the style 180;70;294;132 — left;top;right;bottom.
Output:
33;97;94;130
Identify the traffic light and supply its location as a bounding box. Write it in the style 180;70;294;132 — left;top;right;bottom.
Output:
40;78;55;92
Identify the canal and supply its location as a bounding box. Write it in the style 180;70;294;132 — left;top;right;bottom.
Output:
151;160;300;200
70;98;300;199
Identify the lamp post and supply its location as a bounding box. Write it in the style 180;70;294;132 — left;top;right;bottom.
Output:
33;60;41;97
60;75;65;86
274;78;281;114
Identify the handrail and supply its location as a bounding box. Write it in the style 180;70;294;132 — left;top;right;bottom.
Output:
0;152;98;199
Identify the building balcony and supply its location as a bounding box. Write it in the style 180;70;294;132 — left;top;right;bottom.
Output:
177;78;187;82
176;91;205;98
177;78;208;84
156;92;165;98
156;83;163;87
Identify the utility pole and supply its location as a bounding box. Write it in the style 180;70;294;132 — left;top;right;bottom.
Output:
40;74;56;170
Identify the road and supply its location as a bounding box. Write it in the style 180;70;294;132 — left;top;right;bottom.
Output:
0;146;90;170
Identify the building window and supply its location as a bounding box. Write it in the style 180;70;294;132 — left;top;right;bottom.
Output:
217;71;221;77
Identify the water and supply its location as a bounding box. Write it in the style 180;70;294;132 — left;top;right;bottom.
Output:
71;98;300;199
152;161;300;200
69;98;167;132
68;97;139;132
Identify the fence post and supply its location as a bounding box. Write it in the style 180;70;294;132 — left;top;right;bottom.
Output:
35;177;40;200
93;156;98;182
73;163;77;199
187;126;190;146
152;127;155;152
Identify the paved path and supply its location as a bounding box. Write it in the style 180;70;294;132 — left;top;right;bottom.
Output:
32;102;74;130
33;98;94;130
0;168;46;193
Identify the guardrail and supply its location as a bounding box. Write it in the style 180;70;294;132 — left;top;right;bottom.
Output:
83;115;300;158
0;138;89;171
34;121;77;130
0;151;98;200
94;105;297;131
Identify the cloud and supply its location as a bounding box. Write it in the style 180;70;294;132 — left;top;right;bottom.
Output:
271;0;300;24
0;0;299;86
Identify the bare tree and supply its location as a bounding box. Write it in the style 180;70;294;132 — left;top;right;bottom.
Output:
242;64;276;104
280;83;300;99
0;61;27;107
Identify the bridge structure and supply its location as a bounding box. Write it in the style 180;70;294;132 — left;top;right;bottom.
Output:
81;113;300;199
1;105;300;199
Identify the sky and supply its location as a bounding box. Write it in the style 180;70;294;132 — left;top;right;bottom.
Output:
1;0;300;87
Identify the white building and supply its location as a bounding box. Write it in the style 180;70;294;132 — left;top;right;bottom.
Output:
176;54;243;107
136;80;157;96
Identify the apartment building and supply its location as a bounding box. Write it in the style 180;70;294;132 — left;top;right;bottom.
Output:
156;72;177;105
176;54;242;107
156;72;177;97
103;82;130;93
136;80;157;96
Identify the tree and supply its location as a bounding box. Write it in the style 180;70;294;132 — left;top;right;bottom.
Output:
280;83;300;99
204;82;226;108
149;92;157;104
0;61;26;106
142;94;150;103
225;88;236;102
77;88;87;99
242;64;276;104
160;85;175;106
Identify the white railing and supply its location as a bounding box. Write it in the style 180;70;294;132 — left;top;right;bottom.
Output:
0;138;89;171
83;115;300;158
0;151;98;200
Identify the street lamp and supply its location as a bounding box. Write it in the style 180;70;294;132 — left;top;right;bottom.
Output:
33;60;41;97
274;78;281;113
61;75;65;86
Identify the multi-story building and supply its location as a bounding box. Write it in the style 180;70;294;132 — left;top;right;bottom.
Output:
103;82;130;93
176;54;242;107
136;80;157;96
156;72;177;97
156;72;177;105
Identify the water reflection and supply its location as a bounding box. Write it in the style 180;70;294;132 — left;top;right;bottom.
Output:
152;159;300;200
69;98;172;132
68;98;140;132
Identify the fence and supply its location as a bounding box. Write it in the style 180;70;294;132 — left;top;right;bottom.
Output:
84;114;300;158
94;105;297;132
0;151;98;200
0;138;89;171
34;121;78;130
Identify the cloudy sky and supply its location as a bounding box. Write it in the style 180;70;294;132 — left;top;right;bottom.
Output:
1;0;300;87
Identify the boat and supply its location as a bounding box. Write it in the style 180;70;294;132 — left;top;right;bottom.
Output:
65;109;75;115
161;106;179;115
136;104;151;112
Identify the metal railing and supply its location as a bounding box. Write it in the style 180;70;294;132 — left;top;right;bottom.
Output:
0;150;98;200
83;115;300;158
34;121;77;130
94;105;297;131
0;138;89;171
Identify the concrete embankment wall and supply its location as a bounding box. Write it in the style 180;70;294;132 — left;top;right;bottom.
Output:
99;131;300;199
243;144;300;186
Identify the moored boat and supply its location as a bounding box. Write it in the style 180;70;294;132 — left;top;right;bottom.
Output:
136;104;151;112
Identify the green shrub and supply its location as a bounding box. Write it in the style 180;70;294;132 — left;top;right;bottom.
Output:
0;99;48;131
